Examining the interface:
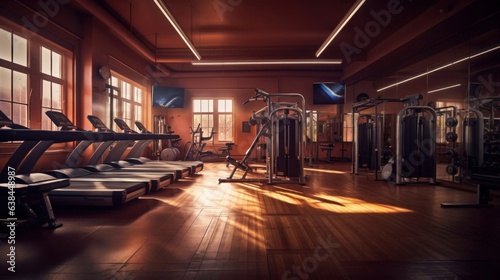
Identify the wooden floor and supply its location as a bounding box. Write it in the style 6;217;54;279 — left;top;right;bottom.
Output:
1;162;500;279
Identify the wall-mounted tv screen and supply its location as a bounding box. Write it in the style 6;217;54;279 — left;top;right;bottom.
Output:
313;82;346;105
152;86;185;108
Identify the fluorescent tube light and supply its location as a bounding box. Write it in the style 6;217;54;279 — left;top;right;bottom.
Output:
192;59;343;66
316;0;366;57
153;0;202;60
428;84;461;94
377;45;500;92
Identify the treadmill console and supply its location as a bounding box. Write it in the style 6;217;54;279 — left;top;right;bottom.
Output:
87;115;111;132
45;111;78;130
114;118;135;133
0;110;13;126
0;109;28;129
134;121;149;133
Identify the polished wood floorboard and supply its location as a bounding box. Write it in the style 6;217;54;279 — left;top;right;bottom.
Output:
1;162;500;279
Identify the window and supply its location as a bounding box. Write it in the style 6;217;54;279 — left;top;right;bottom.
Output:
193;99;214;139
217;99;233;141
0;27;28;127
41;47;63;130
106;72;143;131
193;98;233;142
0;25;71;132
343;113;355;142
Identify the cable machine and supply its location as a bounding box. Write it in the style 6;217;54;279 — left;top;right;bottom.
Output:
219;88;306;185
395;95;437;185
352;94;437;184
352;96;399;179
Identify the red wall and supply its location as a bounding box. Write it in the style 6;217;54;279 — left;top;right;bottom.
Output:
0;1;345;171
152;74;340;157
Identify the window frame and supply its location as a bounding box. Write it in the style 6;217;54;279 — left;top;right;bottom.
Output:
343;113;355;142
40;46;65;131
0;22;73;149
106;71;144;132
0;26;30;129
192;97;234;143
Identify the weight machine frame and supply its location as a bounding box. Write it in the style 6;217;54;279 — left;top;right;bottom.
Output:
219;88;307;185
351;97;403;179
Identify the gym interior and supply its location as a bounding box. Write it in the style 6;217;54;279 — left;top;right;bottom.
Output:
1;0;499;279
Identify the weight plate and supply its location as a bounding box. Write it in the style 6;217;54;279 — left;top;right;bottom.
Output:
445;148;457;159
381;163;393;180
172;148;181;160
445;117;458;128
445;131;458;142
356;93;370;102
445;164;458;175
161;148;175;161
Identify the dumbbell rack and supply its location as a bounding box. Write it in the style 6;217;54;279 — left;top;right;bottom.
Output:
438;106;460;177
438;108;486;181
440;97;499;207
483;118;500;172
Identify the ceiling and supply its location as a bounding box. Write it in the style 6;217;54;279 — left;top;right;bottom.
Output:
73;0;500;83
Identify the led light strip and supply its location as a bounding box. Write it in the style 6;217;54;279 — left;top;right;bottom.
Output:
316;0;366;57
427;84;461;94
377;45;500;92
153;0;202;60
192;59;343;66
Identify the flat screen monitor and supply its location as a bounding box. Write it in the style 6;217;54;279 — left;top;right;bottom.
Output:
313;82;346;105
152;86;185;108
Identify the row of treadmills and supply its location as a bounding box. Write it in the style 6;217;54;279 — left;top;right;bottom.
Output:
0;110;202;229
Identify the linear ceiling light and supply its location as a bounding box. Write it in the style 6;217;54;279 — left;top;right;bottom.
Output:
192;59;343;66
377;45;500;92
153;0;201;60
428;84;461;94
316;0;366;58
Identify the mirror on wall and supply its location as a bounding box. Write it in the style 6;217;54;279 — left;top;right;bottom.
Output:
351;27;500;183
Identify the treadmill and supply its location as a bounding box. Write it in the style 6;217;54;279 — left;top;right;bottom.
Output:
0;111;68;228
84;115;190;179
1;112;153;208
44;111;175;193
114;118;204;175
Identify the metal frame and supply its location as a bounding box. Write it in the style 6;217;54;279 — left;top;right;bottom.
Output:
219;88;306;185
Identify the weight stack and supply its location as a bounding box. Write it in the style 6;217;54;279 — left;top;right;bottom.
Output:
275;116;300;177
463;118;479;166
401;115;435;178
358;122;372;168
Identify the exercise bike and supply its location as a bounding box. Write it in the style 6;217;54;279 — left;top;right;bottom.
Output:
183;124;216;161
